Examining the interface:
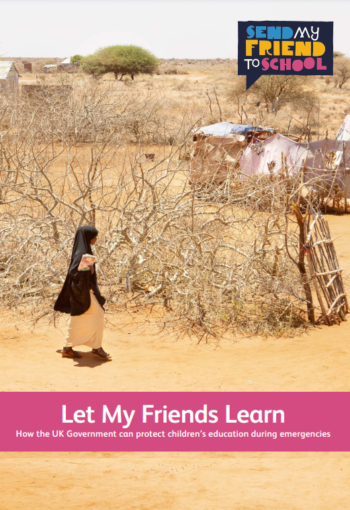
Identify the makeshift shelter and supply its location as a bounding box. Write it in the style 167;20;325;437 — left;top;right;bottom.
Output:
59;57;77;72
239;133;350;210
0;61;19;90
334;115;350;167
190;122;274;186
239;133;307;180
43;64;57;73
301;139;350;177
300;138;350;207
60;57;72;66
193;122;274;139
336;115;350;142
335;116;350;201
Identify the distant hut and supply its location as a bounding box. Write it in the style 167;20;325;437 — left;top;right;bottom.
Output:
58;57;77;72
0;61;19;90
23;62;33;73
43;64;58;73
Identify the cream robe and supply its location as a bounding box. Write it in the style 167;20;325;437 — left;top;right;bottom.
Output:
65;290;104;349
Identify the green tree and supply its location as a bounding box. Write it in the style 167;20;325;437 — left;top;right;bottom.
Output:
82;45;158;80
71;54;83;64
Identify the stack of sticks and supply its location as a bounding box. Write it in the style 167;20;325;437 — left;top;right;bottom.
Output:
305;208;348;325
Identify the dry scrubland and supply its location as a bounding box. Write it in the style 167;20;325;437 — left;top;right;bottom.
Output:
11;57;349;136
1;60;348;337
1;61;350;509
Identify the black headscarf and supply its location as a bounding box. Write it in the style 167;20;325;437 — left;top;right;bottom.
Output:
54;225;106;316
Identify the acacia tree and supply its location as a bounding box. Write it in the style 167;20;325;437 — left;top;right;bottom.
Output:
82;45;159;80
71;55;83;65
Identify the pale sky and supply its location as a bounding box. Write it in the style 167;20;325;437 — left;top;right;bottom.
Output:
0;0;348;59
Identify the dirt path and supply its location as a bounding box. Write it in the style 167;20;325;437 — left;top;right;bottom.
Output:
1;306;350;392
1;215;350;508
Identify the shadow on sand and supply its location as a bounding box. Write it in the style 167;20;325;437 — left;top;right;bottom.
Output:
56;350;112;368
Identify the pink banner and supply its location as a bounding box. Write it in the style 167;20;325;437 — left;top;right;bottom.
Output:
1;392;349;452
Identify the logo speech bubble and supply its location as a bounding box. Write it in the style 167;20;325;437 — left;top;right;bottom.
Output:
238;21;333;89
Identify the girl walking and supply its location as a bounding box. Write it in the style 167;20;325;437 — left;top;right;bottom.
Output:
54;225;111;361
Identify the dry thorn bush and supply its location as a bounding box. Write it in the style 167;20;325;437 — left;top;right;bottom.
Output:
0;79;327;339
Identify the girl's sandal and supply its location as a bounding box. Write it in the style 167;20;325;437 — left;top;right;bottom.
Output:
62;347;82;358
92;348;112;361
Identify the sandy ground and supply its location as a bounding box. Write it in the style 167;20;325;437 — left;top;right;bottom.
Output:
1;214;350;508
1;452;350;510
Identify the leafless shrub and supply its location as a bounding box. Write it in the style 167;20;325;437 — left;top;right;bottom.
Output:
227;75;319;137
334;57;350;89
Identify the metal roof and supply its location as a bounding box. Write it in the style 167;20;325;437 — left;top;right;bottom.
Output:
0;61;17;80
61;57;71;64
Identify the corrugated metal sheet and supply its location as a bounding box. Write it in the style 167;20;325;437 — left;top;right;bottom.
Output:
0;61;17;80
